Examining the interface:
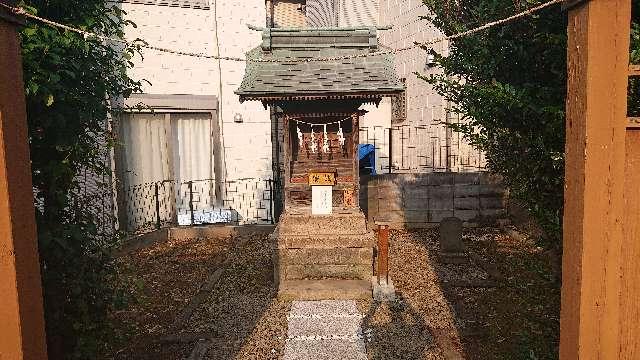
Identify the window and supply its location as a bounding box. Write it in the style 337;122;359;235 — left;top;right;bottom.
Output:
116;94;220;231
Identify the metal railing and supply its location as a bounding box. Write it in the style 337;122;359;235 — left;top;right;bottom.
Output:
359;124;486;174
119;177;276;235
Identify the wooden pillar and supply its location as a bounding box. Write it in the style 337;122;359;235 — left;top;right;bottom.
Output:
283;114;291;208
351;112;360;195
0;2;48;359
560;0;633;358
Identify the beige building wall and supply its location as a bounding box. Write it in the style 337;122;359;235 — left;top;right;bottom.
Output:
378;0;485;172
120;0;273;225
214;1;272;181
122;3;217;95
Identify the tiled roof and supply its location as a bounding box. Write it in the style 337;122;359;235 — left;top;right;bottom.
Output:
235;28;404;102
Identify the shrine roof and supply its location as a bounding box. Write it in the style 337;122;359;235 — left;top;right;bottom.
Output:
235;27;405;102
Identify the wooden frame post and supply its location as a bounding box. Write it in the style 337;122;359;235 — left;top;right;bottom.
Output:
0;2;48;359
375;221;390;285
561;0;635;357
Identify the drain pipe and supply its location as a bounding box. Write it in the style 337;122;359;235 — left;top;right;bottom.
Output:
210;0;227;206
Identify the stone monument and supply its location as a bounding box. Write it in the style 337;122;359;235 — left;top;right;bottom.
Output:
439;216;468;264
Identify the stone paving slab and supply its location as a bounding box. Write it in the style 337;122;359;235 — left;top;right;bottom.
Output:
283;338;367;360
289;300;360;317
287;316;362;338
284;300;367;360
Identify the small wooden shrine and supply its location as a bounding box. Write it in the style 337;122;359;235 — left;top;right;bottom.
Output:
236;27;403;299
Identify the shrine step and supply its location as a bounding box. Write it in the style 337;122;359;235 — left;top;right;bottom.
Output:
278;233;374;249
278;212;368;236
278;279;371;300
283;264;371;281
278;247;373;266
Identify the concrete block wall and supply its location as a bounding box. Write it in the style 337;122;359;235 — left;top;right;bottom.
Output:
362;172;507;228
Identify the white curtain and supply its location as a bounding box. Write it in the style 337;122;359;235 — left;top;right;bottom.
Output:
121;113;171;185
120;112;216;229
171;113;214;184
170;113;216;220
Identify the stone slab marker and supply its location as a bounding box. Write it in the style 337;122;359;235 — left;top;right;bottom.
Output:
439;217;467;264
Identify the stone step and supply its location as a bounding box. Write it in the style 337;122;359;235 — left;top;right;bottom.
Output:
289;300;360;318
284;264;372;281
279;233;374;249
279;248;373;266
278;212;368;236
278;279;372;300
283;338;367;360
287;315;363;338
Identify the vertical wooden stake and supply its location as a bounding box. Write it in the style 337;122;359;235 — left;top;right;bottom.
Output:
154;182;161;229
0;4;48;359
376;221;390;285
561;0;632;358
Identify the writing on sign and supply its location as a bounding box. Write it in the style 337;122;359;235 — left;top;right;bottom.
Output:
312;186;332;215
308;171;336;186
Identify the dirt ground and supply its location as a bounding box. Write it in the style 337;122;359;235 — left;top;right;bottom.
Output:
360;228;560;360
104;226;560;360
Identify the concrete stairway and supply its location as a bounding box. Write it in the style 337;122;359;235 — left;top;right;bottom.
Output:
274;211;374;300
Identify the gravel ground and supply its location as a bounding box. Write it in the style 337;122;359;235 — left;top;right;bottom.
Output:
104;235;232;359
359;229;461;360
186;232;290;360
105;226;559;360
360;227;560;360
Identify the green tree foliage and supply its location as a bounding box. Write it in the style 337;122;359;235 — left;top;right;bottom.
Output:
18;1;142;357
421;0;639;244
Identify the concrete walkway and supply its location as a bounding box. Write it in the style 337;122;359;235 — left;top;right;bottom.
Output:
283;300;368;360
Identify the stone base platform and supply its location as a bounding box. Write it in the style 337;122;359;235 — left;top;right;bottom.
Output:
274;210;374;300
279;279;371;301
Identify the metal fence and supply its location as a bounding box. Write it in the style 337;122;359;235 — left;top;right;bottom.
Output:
120;177;276;235
359;124;486;174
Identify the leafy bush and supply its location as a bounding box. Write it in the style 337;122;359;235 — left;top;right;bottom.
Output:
421;0;639;244
19;0;142;357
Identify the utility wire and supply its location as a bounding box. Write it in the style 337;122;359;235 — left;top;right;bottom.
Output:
0;0;563;63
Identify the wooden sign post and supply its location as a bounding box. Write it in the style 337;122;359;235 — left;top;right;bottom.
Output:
561;0;638;357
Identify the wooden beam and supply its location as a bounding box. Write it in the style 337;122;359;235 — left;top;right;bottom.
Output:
628;117;640;129
561;0;632;358
622;130;640;358
0;5;48;360
629;64;640;76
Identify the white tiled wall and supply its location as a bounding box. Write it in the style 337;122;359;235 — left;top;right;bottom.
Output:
123;4;217;95
378;0;485;172
121;1;273;224
215;0;272;181
122;0;272;180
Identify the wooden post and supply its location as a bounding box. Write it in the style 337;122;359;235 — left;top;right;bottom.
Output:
0;2;48;359
561;0;634;358
375;221;390;285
